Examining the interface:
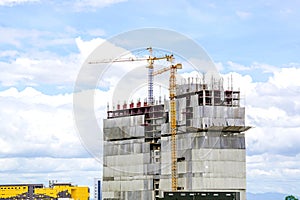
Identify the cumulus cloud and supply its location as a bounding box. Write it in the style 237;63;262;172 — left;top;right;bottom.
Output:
0;27;41;47
0;0;38;6
0;86;103;190
1;35;299;196
227;61;251;71
0;50;19;58
86;28;106;37
0;157;100;190
0;55;80;88
0;87;84;157
224;66;300;152
247;153;300;195
0;37;108;89
219;61;279;73
75;37;106;61
228;65;300;195
236;10;252;19
269;67;300;88
221;72;254;93
71;0;127;11
0;27;77;50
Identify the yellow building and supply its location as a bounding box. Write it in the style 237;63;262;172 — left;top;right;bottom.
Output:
0;183;89;200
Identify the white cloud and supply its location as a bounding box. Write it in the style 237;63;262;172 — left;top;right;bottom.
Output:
280;8;293;15
220;61;279;73
0;27;76;49
269;67;300;88
1;36;149;94
1;34;300;196
0;157;99;173
214;62;224;71
72;0;127;11
236;10;252;19
0;86;102;189
221;72;255;96
0;55;80;87
75;37;106;61
0;27;34;47
220;64;300;195
247;153;300;195
0;50;19;58
0;87;84;157
0;157;100;193
246;126;300;155
227;61;251;71
0;0;38;6
0;37;109;88
240;65;300;148
86;28;106;37
251;62;278;73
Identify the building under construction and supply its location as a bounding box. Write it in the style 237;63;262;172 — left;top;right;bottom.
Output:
102;74;250;200
97;47;250;200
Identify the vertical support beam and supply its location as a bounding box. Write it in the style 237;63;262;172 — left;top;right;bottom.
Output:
170;65;178;191
169;63;181;191
148;66;154;105
147;47;154;105
152;62;181;191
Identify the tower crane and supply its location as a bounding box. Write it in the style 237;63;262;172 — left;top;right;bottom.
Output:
88;48;182;191
88;47;173;105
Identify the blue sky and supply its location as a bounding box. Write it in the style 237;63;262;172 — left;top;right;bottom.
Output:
0;0;300;199
1;0;300;66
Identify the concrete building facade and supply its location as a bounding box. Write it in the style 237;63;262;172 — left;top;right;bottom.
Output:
102;80;250;200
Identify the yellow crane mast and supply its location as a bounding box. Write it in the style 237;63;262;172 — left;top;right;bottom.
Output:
153;63;182;191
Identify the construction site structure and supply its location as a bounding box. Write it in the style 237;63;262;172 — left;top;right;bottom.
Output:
102;74;250;200
0;182;89;200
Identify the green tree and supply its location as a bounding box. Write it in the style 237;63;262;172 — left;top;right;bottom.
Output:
285;195;298;200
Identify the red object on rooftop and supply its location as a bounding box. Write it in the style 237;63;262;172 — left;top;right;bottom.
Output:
130;102;134;108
